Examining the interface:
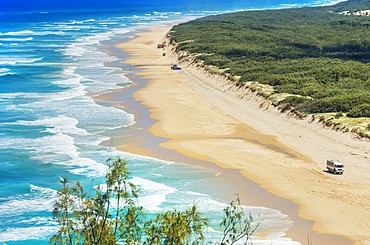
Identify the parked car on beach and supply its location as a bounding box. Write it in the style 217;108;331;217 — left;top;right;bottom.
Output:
171;64;181;70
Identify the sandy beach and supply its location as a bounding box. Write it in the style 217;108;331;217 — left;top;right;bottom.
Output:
109;25;370;244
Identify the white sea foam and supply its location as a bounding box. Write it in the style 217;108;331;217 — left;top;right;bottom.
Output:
17;216;55;225
52;84;86;100
0;89;73;101
50;25;82;31
231;237;300;245
17;116;89;136
0;30;34;36
0;48;35;52
1;83;86;102
130;177;177;212
35;31;65;36
122;151;174;166
34;134;78;157
0;226;58;242
40;44;65;47
64;37;111;57
0;185;57;216
0;37;33;41
0;30;64;36
0;57;43;65
53;77;84;87
21;62;68;66
0;82;135;132
64;28;130;56
68;20;78;24
59;157;109;177
99;22;118;25
62;65;78;76
42;23;93;31
0;126;109;176
2;126;75;154
61;31;133;93
30;184;56;195
1;89;126;175
0;68;13;76
167;192;227;212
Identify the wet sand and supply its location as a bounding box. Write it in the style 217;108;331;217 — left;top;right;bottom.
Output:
96;24;370;244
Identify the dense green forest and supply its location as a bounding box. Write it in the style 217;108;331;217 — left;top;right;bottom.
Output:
169;0;370;116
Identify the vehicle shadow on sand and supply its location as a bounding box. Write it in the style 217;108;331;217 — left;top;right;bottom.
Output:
323;170;343;175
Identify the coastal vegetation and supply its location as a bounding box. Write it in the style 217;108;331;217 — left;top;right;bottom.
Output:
169;0;370;128
50;157;260;245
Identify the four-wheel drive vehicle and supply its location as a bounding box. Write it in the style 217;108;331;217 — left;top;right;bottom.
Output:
326;160;344;174
171;65;181;70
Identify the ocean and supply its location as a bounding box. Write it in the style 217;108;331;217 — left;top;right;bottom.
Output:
0;0;343;244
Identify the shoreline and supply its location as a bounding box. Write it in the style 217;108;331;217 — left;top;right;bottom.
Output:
98;24;370;244
95;44;325;244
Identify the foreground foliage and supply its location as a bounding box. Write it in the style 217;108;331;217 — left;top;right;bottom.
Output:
169;0;370;116
50;157;260;245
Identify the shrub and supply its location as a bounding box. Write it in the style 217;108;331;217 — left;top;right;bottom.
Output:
347;103;370;117
334;112;343;119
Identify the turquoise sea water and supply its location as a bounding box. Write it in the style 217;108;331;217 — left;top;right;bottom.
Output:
0;0;344;244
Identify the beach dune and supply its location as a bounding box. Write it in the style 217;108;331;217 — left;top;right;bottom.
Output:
115;25;370;245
